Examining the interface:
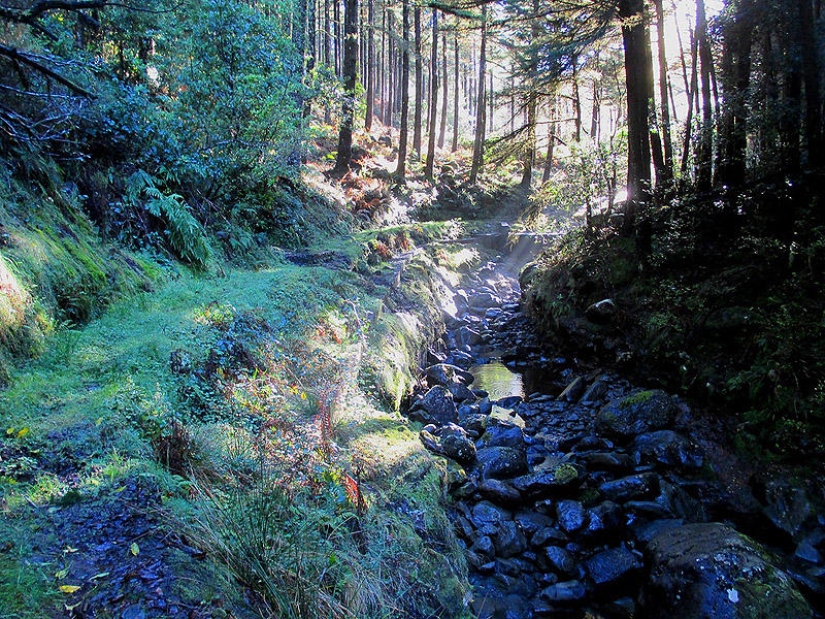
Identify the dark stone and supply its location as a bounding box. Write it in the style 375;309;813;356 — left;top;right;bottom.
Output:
447;380;476;403
419;423;477;465
584;546;643;591
643;522;813;619
657;479;708;521
497;395;524;409
540;580;587;604
580;452;634;472
514;511;555;536
408;385;458;426
494;521;527;558
510;465;581;496
631;430;704;470
599;473;660;503
470;292;501;312
470;500;513;529
754;473;816;541
481;416;526;449
458;413;486;437
559;377;586;403
584;501;624;539
543;546;581;578
531;526;568;547
581;375;612;403
478;479;522;505
585;298;617;324
596;390;679;439
794;540;823;565
458;325;483;347
556;500;587;534
476;446;528;479
424;363;474;387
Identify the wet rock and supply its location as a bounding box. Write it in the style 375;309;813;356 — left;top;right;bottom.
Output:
543;546;581;578
476;446;529;479
458;413;487;437
458;326;483;348
754;473;816;542
424;363;474;387
497;395;523;409
585;298;617;324
514;511;555;536
531;526;568;547
510;465;581;496
470;501;513;529
419;423;477;465
794;540;823;565
540;580;587;603
580;452;634;472
447;380;476;403
581;375;611;403
657;479;708;521
596;390;679;439
480;417;525;449
494;521;527;558
599;473;660;503
585;546;643;591
631;430;704;470
470;292;501;312
557;500;587;534
584;501;624;539
408;385;458;426
559;377;586;403
643;522;813;619
478;479;522;505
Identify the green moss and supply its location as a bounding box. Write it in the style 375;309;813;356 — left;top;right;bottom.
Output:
621;390;657;408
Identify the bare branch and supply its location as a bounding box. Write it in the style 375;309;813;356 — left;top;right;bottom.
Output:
0;44;95;98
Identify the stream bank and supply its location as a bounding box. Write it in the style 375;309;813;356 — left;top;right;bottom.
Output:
404;234;825;619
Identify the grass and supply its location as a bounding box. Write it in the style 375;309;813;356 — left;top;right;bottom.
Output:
0;243;472;618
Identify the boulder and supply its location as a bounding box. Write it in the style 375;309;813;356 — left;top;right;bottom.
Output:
424;363;474;387
469;500;512;530
494;521;527;558
556;500;587;534
631;430;704;470
475;446;528;479
540;580;587;604
596;390;679;439
585;546;643;591
470;292;501;312
599;473;660;503
642;522;813;619
408;385;458;426
478;479;522;504
543;546;582;579
480;416;526;449
419;423;477;465
585;298;617;324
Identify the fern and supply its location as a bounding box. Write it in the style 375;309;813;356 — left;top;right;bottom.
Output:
127;171;211;268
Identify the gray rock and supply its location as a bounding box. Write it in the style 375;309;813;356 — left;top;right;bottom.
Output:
585;298;617;324
559;376;586;402
756;474;816;541
447;380;476;403
497;395;523;409
596;390;679;439
470;500;513;529
540;580;587;603
584;501;624;539
458;325;482;347
581;374;612;403
480;416;525;449
543;546;581;578
494;521;527;558
514;511;555;536
599;473;660;503
476;446;528;479
424;363;474;387
478;479;522;505
470;292;501;312
585;546;643;590
419;423;477;465
643;523;813;619
408;385;458;426
556;500;587;534
580;452;635;472
631;430;704;470
510;466;581;496
531;526;568;547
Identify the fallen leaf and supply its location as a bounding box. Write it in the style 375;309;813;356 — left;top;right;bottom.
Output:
59;585;81;594
55;568;69;579
90;572;109;580
130;542;140;556
63;546;79;554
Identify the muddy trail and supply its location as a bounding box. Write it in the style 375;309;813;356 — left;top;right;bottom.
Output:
406;235;825;619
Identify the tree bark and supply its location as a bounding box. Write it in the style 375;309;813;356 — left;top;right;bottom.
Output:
394;0;410;180
332;0;358;175
365;0;375;131
653;0;674;185
452;29;459;152
413;6;423;157
696;0;714;191
619;0;652;229
542;97;557;183
801;0;823;167
469;5;487;184
424;9;439;180
438;25;448;149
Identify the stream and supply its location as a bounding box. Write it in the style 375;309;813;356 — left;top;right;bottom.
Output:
405;235;825;619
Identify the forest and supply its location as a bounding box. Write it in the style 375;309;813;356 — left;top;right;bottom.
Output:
0;0;824;617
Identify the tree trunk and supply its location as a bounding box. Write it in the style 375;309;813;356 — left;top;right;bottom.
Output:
395;0;410;180
384;7;395;126
452;29;460;152
438;27;448;149
680;16;700;181
696;0;714;191
333;0;341;77
413;7;423;157
324;0;332;123
653;0;674;185
542;97;557;183
801;0;824;167
469;5;487;184
365;0;375;131
572;55;582;142
424;10;439;180
332;0;358;175
619;0;652;230
646;5;667;191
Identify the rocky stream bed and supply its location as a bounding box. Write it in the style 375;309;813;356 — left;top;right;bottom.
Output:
405;238;825;619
